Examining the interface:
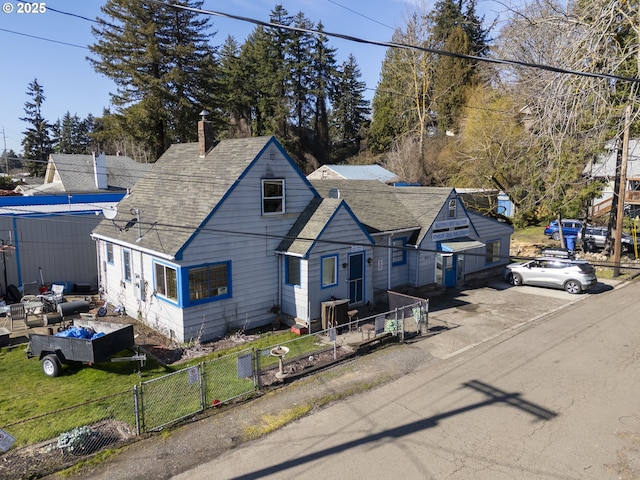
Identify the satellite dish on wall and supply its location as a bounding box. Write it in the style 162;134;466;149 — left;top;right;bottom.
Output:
102;206;118;220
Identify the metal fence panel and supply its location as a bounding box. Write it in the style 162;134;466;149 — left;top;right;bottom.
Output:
140;367;204;432
202;348;257;407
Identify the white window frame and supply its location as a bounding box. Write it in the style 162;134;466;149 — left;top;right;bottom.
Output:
448;199;456;218
262;179;285;215
155;262;178;302
122;249;132;282
321;255;338;288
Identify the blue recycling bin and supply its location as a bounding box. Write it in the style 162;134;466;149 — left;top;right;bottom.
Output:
565;235;577;251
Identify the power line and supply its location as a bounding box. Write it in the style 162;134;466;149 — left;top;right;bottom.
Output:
150;0;640;85
0;28;88;49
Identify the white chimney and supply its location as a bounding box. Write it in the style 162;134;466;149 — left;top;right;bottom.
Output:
93;152;108;190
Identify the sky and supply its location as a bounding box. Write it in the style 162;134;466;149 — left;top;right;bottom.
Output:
0;0;504;155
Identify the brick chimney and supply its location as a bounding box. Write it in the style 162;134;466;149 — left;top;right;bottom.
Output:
198;110;215;157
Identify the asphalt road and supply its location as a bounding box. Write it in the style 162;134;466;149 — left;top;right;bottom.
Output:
175;278;640;480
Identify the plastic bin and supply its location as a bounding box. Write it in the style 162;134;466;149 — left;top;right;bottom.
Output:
565;235;577;251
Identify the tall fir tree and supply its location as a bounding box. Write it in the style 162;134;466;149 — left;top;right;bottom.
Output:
308;22;339;163
20;78;53;177
89;0;220;161
429;0;490;132
329;54;370;158
218;36;252;138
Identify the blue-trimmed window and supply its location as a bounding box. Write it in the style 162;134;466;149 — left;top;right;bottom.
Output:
321;255;338;288
188;262;230;303
286;256;301;286
262;179;285;214
392;237;407;266
448;199;456;218
122;249;132;282
155;262;178;302
106;242;114;264
485;240;501;264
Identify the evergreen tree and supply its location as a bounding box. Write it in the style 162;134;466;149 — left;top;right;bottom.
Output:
20;78;53;177
218;36;252;138
0;149;21;175
89;0;221;160
52;112;92;154
429;0;490;132
308;22;339;163
329;54;370;158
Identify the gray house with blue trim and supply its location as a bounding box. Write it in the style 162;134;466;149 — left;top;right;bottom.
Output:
91;122;512;343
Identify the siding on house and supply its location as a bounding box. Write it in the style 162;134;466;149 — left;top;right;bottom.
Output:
93;136;322;342
0;215;101;290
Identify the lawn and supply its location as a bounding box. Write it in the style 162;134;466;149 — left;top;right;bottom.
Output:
0;329;325;446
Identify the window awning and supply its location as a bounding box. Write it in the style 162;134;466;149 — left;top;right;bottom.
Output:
440;238;485;253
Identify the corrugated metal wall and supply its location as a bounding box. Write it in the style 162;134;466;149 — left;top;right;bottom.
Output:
0;215;99;294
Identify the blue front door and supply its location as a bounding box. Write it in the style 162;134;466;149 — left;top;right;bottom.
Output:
348;252;364;304
437;253;457;288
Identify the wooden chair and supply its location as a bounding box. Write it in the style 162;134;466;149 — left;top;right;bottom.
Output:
9;303;27;330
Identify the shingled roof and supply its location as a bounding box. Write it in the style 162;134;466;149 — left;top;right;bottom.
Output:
276;197;342;257
47;154;150;193
92;136;277;259
392;186;455;244
310;180;455;245
310;180;419;234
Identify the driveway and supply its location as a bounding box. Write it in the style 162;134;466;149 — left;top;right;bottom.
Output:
62;277;627;480
423;277;617;359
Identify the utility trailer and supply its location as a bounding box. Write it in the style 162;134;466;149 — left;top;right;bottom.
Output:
26;320;146;377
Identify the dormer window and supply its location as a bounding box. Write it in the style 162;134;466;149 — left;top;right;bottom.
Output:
262;179;285;214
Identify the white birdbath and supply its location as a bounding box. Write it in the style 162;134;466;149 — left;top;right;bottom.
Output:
270;345;290;379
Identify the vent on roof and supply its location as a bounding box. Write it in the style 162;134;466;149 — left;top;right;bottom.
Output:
328;188;340;199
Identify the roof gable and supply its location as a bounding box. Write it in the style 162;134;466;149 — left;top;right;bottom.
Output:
277;197;374;257
92;136;311;258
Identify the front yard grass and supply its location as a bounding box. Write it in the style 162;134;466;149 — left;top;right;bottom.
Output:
0;329;322;447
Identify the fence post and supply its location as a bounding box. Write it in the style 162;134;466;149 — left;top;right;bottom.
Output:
199;362;207;411
400;307;405;341
254;348;261;391
133;384;142;435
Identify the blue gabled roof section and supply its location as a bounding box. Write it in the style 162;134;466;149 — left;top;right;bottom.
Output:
0;192;125;207
0;192;126;217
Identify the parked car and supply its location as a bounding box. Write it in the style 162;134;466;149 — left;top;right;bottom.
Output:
543;219;584;241
583;226;634;254
503;257;597;294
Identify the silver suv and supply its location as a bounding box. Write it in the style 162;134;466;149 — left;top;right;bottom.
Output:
583;226;634;254
504;257;597;294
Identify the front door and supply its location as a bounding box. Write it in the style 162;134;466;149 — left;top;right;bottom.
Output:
436;253;457;288
348;252;364;304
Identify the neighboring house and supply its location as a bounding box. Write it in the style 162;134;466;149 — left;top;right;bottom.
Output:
307;164;400;184
585;138;640;218
0;153;149;295
311;181;514;302
91;123;512;344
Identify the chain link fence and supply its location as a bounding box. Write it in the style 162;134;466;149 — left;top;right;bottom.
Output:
1;299;427;479
0;389;134;479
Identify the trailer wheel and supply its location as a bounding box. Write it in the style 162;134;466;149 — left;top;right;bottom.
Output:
42;354;61;377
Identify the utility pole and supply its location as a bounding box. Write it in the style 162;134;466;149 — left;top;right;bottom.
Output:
613;105;631;277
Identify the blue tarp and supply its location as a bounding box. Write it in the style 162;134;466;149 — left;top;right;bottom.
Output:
55;326;105;340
